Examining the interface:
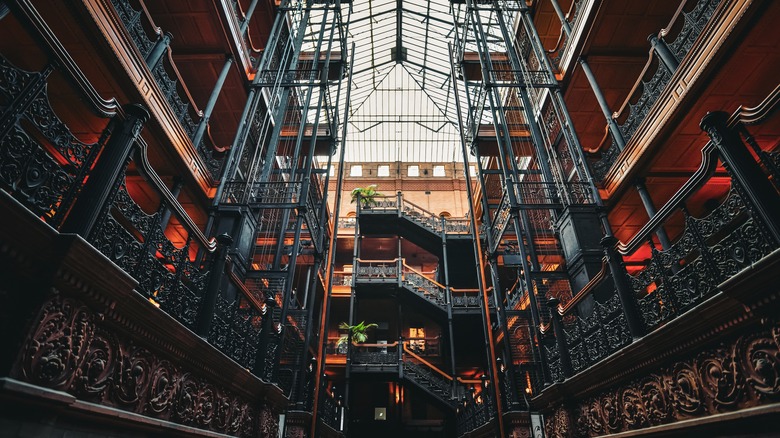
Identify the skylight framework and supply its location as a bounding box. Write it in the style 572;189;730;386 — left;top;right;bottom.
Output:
306;0;476;163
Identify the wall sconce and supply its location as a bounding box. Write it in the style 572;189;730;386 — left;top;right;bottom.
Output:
480;373;488;388
497;357;505;373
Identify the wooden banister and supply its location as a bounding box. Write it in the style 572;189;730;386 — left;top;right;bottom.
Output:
402;262;446;289
403;343;453;381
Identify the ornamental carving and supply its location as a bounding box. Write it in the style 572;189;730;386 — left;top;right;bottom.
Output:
14;293;278;437
544;322;780;437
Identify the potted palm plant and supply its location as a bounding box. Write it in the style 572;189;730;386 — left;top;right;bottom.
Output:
336;321;378;351
350;185;382;209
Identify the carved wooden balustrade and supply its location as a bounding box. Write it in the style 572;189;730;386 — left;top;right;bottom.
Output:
589;0;722;182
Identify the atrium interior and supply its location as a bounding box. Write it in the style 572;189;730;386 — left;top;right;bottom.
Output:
0;0;779;437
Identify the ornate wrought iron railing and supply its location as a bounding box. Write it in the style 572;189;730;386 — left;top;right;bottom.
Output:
109;0;227;180
317;389;341;431
542;93;780;387
451;288;488;309
220;180;304;205
546;0;587;71
402;263;448;308
0;55;109;229
490;192;512;254
456;387;496;437
355;258;399;280
589;0;721;181
351;341;400;366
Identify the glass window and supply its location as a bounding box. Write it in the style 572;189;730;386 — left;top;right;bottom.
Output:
378;165;390;177
408;165;419;177
350;165;362;177
433;165;445;177
468;165;476;177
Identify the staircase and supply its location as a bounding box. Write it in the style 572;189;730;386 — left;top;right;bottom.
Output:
400;268;448;313
400;343;464;410
402;361;460;410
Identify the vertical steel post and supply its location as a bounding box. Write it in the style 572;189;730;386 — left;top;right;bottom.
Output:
192;56;234;150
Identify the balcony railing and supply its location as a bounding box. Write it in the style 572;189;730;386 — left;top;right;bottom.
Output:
589;0;721;182
542;90;780;384
0;4;281;432
109;0;228;180
351;260;494;311
546;0;587;71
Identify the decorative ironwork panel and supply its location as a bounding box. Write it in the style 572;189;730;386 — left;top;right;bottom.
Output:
0;56;102;227
402;271;447;308
208;296;263;369
668;0;721;61
630;186;776;331
490;193;512;254
619;64;672;144
221;180;303;205
90;178;208;330
109;0;155;58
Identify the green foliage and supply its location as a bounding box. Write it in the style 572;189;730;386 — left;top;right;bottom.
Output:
336;321;378;347
350;185;382;207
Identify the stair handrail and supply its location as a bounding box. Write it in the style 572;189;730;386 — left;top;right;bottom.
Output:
402;262;447;290
403;342;483;385
403;342;453;381
356;257;401;263
402;198;439;219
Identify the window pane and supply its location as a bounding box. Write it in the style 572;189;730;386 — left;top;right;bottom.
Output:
433;165;445;177
350;165;363;177
378;165;390;177
408;165;419;177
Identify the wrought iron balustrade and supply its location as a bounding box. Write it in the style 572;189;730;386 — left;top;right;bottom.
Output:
220;180;303;205
0;55;108;229
456;388;496;436
444;218;471;234
628;183;775;331
351;342;399;366
451;288;488;309
490;192;512;254
590;0;721;181
355;259;399;280
317;390;341;431
359;194;398;212
402;270;447;307
546;0;586;70
109;0;227;180
226;0;262;67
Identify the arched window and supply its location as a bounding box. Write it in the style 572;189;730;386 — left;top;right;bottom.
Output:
439;211;451;218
